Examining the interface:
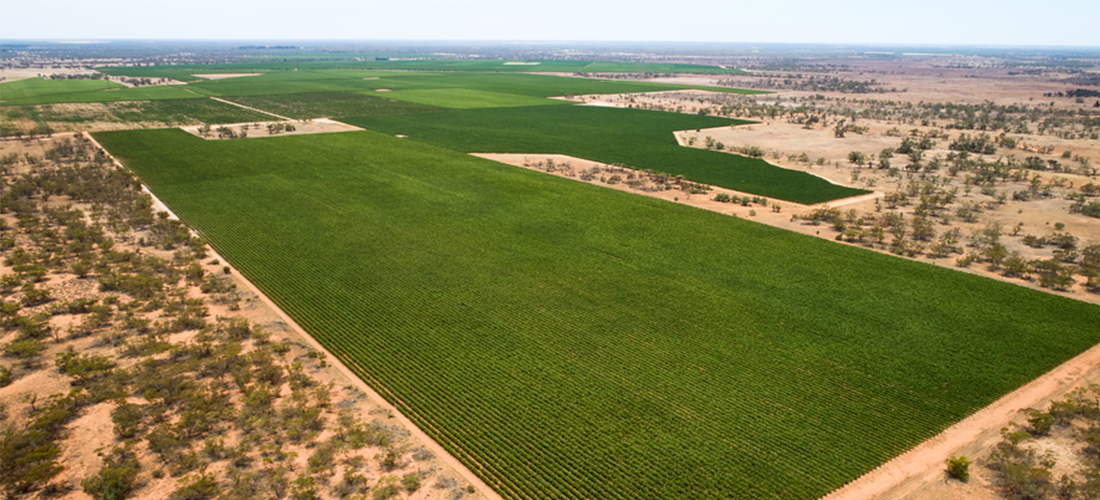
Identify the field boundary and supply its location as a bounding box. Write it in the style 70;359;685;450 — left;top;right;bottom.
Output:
84;131;504;500
672;125;868;196
473;150;879;211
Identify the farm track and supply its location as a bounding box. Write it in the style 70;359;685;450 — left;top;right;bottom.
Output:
208;96;294;121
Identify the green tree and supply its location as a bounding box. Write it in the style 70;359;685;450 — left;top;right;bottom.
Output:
877;148;894;169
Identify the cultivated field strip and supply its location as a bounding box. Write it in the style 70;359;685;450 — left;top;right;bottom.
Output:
344;105;868;204
94;128;1100;499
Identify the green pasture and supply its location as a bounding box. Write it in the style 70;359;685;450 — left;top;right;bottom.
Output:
94;127;1100;500
344;105;865;204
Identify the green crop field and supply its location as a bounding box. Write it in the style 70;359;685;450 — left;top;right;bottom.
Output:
0;77;125;101
176;70;762;100
0;84;203;106
94;127;1100;500
363;88;568;109
16;69;762;108
225;92;445;119
344;105;866;204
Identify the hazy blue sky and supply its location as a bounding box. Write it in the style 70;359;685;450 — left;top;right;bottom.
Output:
4;0;1098;47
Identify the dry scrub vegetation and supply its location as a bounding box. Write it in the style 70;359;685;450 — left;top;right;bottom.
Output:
0;135;478;500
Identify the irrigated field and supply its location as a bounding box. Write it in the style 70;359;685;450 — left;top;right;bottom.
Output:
224;91;445;119
344;105;867;204
0;82;202;106
4;69;762;108
94;128;1100;500
0;77;124;100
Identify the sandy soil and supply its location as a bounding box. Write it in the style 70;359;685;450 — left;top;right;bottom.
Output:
192;73;262;80
649;60;1099;108
180;118;363;140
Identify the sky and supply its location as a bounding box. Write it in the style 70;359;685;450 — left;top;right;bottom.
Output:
3;0;1099;47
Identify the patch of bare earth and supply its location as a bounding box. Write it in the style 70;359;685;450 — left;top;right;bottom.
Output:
180;118;364;140
191;73;262;80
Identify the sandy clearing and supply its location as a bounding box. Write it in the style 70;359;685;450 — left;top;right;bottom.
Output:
192;73;262;80
375;88;392;92
180;118;362;140
58;402;117;485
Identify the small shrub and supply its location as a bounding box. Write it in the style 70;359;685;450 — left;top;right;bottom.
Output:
946;455;970;481
372;476;401;500
1025;409;1055;436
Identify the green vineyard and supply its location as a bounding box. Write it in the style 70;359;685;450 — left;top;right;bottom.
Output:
94;128;1100;500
